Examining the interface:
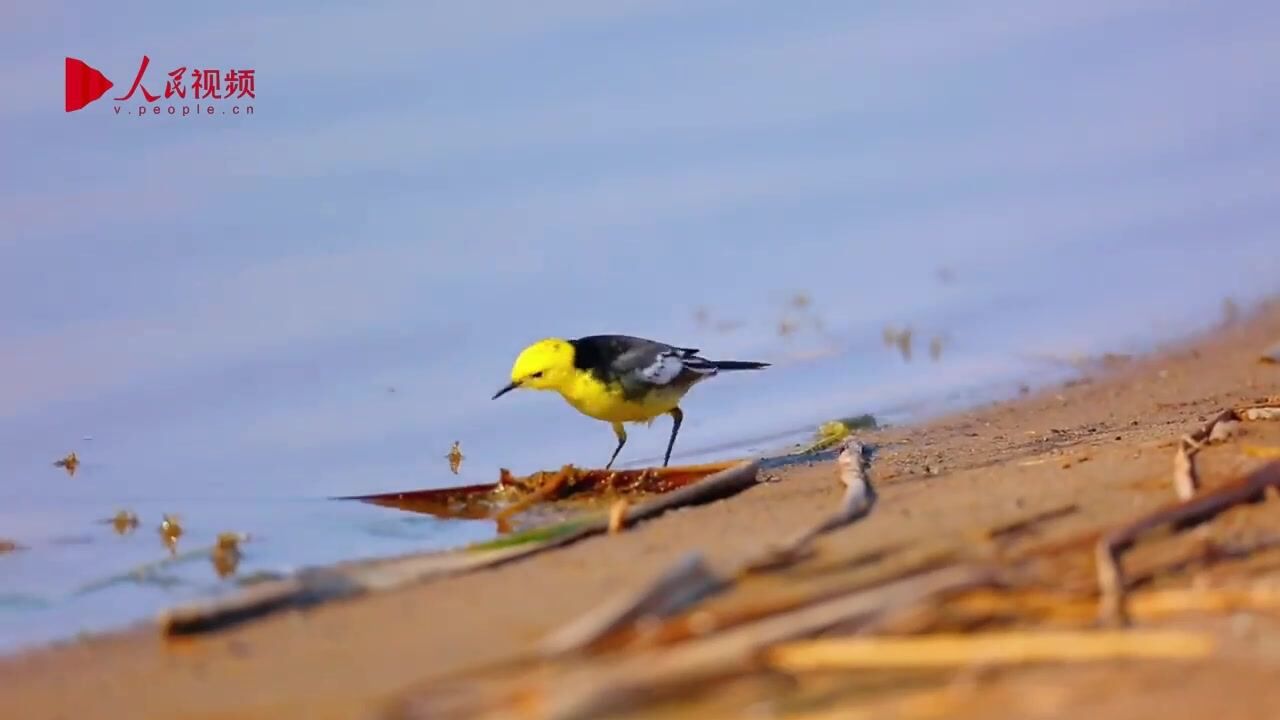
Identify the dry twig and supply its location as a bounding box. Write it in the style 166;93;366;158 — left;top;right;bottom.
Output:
537;564;992;720
1173;408;1240;500
607;500;629;535
1243;445;1280;460
535;435;885;661
776;684;982;720
948;584;1280;626
767;629;1216;671
539;552;725;657
1096;460;1280;626
746;438;877;571
538;442;881;658
985;503;1080;542
1170;403;1280;500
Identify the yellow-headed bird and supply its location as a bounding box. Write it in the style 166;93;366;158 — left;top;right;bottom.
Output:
492;334;770;469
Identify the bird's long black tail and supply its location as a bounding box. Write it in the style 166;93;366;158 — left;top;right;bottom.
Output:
710;360;770;370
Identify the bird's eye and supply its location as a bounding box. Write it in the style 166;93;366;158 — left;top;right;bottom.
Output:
530;371;544;379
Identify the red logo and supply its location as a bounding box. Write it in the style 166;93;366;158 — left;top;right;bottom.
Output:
65;55;256;117
65;57;114;112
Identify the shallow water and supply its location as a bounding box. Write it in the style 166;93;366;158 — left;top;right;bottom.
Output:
4;2;1280;654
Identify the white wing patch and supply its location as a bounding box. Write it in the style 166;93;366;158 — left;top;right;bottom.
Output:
638;352;687;385
637;350;721;386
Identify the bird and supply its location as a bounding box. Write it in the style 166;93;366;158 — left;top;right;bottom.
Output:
492;334;770;470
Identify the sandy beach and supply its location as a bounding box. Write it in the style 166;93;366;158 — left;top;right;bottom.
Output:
2;297;1280;720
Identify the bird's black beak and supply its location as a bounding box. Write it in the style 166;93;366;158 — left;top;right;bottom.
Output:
492;381;519;400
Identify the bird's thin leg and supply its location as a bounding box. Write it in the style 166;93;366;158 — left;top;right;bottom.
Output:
663;407;684;468
606;422;627;470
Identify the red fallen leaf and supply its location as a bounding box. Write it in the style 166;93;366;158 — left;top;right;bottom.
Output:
335;461;741;525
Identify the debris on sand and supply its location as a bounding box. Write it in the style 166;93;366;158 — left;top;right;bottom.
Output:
339;461;743;532
381;389;1280;720
766;629;1216;671
1097;458;1280;626
1170;404;1277;501
750;438;878;571
539;552;724;657
161;462;762;637
793;415;879;455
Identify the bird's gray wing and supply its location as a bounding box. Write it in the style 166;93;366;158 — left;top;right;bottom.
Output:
609;339;715;396
571;335;712;399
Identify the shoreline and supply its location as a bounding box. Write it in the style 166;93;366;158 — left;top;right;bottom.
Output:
2;297;1278;720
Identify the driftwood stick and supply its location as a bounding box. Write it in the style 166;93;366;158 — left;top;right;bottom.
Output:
1102;402;1280;624
1173;408;1239;500
540;564;992;720
607;459;762;526
162;541;555;635
1172;440;1200;502
1172;404;1280;500
539;445;879;656
1242;406;1280;421
161;578;308;635
550;438;884;656
745;438;877;571
985;503;1080;541
1097;460;1280;626
538;552;725;657
946;585;1280;626
766;629;1216;671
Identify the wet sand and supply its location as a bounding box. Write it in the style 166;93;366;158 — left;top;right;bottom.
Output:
3;298;1280;720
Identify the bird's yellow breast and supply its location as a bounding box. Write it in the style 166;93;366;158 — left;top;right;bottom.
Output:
558;371;687;423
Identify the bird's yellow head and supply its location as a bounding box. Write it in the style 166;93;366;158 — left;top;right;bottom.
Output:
492;338;576;399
